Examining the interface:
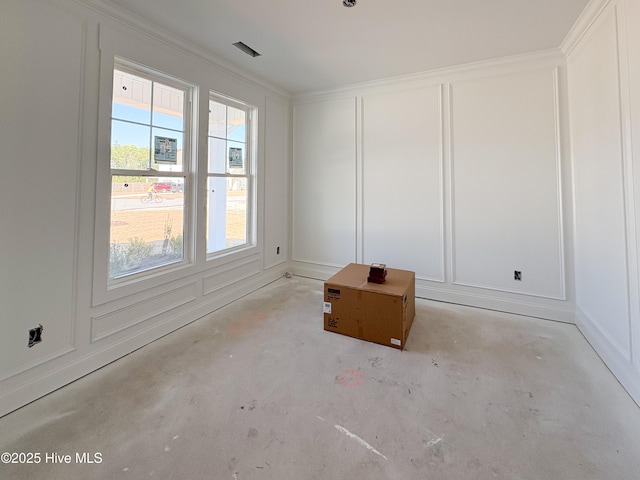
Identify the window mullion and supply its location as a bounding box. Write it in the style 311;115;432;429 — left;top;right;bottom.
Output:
111;168;162;176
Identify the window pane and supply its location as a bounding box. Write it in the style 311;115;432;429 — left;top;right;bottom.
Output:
206;177;247;253
112;69;187;173
209;100;226;137
113;103;151;124
113;71;151;123
152;82;184;130
152;128;183;171
208;137;226;174
227;107;246;142
227;140;246;174
111;120;150;169
110;175;185;279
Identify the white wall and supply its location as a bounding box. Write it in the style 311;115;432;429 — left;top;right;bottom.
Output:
1;0;84;382
292;97;357;269
564;0;640;404
0;0;290;417
628;0;640;380
264;97;290;270
451;70;565;299
292;54;574;322
362;86;444;281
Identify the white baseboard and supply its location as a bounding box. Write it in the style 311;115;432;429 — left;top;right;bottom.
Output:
576;306;640;407
291;261;343;281
415;284;575;323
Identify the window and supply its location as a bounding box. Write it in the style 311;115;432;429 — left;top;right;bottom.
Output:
108;64;192;280
207;95;255;255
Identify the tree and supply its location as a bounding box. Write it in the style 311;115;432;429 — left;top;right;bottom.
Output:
111;142;150;170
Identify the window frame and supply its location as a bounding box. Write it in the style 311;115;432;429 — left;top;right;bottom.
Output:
108;61;195;284
93;46;261;308
93;55;199;305
206;92;257;259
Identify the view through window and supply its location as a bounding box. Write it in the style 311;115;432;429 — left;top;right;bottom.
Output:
109;65;190;279
207;96;253;254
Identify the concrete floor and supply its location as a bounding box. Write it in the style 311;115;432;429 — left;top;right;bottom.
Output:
2;276;640;480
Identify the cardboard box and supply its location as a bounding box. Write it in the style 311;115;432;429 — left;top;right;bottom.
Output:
323;263;415;350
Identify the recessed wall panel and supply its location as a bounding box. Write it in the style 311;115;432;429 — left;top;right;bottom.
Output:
91;283;198;342
362;86;444;279
203;256;262;295
451;69;564;298
0;0;83;378
264;97;289;269
292;98;357;266
569;11;631;359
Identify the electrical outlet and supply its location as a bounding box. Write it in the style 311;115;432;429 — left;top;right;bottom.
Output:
28;324;43;348
514;270;522;281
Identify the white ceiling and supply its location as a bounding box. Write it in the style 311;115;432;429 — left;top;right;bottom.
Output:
103;0;589;95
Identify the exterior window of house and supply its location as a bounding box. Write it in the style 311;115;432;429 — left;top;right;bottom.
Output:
207;95;255;254
108;64;192;280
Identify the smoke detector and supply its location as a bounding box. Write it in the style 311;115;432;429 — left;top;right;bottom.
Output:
343;0;357;6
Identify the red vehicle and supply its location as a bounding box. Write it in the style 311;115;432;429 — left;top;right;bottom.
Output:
152;182;172;192
151;181;183;193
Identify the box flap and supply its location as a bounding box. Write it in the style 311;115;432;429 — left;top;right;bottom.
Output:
325;263;369;289
326;263;414;297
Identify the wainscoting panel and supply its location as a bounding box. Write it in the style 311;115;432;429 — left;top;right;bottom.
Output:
292;98;357;267
91;282;199;342
361;85;445;281
0;0;85;378
450;68;566;299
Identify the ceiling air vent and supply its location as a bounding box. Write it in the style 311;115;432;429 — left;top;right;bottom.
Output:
233;41;261;58
343;0;357;6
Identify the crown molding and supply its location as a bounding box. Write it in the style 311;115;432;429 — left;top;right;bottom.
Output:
75;0;291;99
560;0;612;56
294;48;565;101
